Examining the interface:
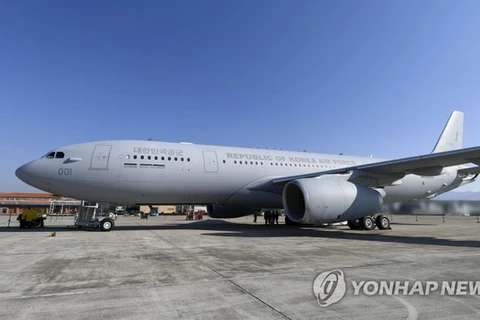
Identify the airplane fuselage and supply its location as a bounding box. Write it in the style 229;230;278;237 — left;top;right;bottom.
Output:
16;140;460;209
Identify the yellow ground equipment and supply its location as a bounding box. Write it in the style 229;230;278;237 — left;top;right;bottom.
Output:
17;209;47;228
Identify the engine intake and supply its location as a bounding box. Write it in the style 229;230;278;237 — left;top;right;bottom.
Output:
283;179;384;224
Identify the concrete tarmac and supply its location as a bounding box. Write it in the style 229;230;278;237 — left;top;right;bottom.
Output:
0;214;479;320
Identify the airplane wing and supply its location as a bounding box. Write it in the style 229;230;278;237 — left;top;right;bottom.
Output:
270;146;480;185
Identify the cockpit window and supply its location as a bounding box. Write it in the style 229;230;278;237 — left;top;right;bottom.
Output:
45;152;55;159
43;151;65;159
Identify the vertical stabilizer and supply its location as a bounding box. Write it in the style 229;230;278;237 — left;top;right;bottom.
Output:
432;111;463;153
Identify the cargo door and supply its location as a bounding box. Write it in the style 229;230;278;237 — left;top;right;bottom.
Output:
90;145;112;170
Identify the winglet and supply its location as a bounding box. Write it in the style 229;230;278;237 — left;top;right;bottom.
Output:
432;111;463;153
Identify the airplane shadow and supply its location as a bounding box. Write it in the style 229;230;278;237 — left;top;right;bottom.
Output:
387;222;436;226
0;218;479;249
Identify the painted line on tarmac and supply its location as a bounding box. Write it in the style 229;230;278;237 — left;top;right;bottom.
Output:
393;296;418;320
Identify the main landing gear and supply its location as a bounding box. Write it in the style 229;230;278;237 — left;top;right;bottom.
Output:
347;215;391;230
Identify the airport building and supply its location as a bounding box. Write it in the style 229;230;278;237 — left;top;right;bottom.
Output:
139;205;177;214
0;193;80;214
0;193;193;215
137;205;207;214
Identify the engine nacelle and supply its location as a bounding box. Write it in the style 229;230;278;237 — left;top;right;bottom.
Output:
282;179;384;224
207;205;259;218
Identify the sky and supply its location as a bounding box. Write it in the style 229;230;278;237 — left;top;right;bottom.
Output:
2;0;480;192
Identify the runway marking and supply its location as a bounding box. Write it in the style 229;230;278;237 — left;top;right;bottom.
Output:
393;296;418;320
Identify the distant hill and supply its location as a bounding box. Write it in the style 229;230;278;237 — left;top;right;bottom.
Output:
434;191;480;201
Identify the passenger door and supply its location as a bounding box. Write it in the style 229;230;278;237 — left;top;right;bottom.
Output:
203;150;218;172
90;145;112;170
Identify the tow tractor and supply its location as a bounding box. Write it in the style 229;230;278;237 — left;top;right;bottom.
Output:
17;209;47;228
74;201;117;231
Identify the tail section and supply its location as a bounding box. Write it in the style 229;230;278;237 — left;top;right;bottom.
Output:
432;111;463;153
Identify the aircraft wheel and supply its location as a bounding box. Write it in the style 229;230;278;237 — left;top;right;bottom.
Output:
361;216;375;230
376;215;390;230
347;219;362;230
100;219;114;232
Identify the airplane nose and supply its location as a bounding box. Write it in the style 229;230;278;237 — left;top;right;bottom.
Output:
16;160;53;192
15;162;35;183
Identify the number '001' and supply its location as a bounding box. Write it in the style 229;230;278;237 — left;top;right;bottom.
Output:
58;168;72;175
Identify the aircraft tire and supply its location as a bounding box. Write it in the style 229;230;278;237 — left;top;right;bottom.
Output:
100;219;114;232
347;219;362;230
361;216;375;230
376;215;390;230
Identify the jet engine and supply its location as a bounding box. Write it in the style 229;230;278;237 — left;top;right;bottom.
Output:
282;179;384;224
207;205;259;218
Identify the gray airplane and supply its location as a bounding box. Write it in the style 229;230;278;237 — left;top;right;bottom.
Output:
15;111;480;231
